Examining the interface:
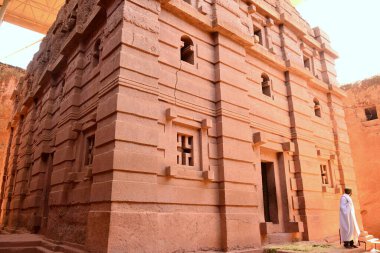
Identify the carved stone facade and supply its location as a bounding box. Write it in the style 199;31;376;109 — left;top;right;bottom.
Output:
0;0;360;252
0;63;25;199
342;77;380;239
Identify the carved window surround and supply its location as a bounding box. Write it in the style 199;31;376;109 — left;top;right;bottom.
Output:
263;18;275;53
180;36;195;65
252;132;295;154
261;74;273;99
255;135;302;234
178;38;199;70
316;150;341;194
165;108;214;181
363;106;378;122
252;18;266;48
61;115;97;186
252;131;268;147
181;0;207;15
300;43;320;80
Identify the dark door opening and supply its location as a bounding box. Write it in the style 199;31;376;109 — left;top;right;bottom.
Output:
261;162;279;223
40;153;54;233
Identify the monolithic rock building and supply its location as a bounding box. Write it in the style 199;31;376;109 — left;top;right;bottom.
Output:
0;0;361;252
342;77;380;239
0;63;25;194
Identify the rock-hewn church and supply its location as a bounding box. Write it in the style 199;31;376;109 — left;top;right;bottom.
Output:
0;0;360;252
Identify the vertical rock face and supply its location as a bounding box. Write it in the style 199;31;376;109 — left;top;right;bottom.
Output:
0;63;25;195
342;78;380;238
0;0;360;252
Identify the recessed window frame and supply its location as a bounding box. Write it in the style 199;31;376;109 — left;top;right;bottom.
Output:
261;73;272;97
320;164;329;186
84;134;96;166
314;98;321;118
180;35;195;65
364;106;378;121
93;38;102;66
303;56;311;71
254;28;264;46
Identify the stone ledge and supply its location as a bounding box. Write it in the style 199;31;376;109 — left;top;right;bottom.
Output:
165;166;215;181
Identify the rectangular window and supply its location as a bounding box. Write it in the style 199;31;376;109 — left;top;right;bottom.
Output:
254;28;263;45
85;135;95;166
177;134;194;166
303;56;311;70
320;164;329;185
365;107;378;121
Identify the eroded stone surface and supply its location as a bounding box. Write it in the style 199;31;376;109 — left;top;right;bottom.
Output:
342;77;380;239
0;63;25;201
0;0;360;252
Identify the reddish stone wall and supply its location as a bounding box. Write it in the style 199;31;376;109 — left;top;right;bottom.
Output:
0;63;25;202
0;0;360;252
342;78;380;238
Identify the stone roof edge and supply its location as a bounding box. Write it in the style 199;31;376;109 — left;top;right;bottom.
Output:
341;75;380;91
0;62;26;73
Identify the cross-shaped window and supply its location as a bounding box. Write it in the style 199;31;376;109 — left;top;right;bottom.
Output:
177;134;194;166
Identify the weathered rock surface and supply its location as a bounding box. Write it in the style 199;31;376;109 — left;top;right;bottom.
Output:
0;63;25;194
342;77;380;239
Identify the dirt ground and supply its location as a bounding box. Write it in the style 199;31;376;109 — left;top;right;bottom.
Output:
263;241;366;253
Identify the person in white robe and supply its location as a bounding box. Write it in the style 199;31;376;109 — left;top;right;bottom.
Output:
340;188;360;249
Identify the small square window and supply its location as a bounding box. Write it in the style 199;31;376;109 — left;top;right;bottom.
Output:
364;107;378;121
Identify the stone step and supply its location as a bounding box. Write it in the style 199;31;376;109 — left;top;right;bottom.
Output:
0;234;86;253
330;248;365;253
55;244;87;253
41;240;60;252
232;249;263;253
274;250;364;253
35;246;63;253
368;238;379;243
364;235;375;240
0;246;64;253
231;249;264;253
266;233;300;244
0;246;37;253
0;235;41;248
43;239;87;253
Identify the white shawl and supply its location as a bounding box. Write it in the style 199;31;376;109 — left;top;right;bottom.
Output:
340;193;360;243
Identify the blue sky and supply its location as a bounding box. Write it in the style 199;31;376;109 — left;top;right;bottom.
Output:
1;0;380;84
